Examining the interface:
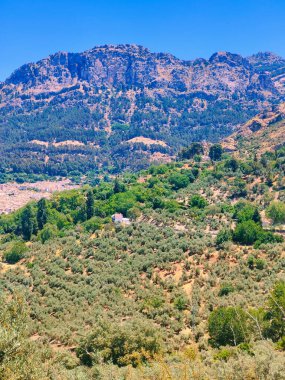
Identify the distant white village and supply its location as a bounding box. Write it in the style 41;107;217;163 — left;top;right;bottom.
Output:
0;180;78;214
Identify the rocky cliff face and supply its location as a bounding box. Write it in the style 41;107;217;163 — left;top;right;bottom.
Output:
0;45;284;176
0;45;282;115
248;52;285;95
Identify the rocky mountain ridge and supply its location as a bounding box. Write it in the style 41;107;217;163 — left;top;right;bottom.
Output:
1;45;283;115
248;51;285;94
0;44;285;177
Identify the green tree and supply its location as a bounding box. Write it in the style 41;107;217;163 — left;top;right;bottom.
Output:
112;192;137;215
37;198;48;230
234;203;261;224
77;320;162;367
152;197;165;209
233;220;263;245
189;194;208;209
225;158;239;172
231;178;247;197
208;307;248;346
254;230;283;248
265;281;285;342
114;178;126;194
39;223;58;243
4;242;27;264
209;144;223;161
86;189;95;220
0;295;48;378
21;205;37;241
216;228;232;247
266;201;285;224
179;143;204;160
83;217;102;233
168;174;190;190
126;207;141;220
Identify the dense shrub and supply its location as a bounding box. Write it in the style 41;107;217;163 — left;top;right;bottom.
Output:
218;283;235;297
189;195;208;209
233;221;263;245
3;242;27;264
266;201;285;224
77;320;162;367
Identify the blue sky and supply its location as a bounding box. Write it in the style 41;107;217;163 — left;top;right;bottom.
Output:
1;0;285;81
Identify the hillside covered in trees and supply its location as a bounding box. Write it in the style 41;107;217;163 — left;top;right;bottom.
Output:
0;138;284;379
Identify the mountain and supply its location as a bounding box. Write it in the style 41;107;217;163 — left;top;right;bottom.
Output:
0;45;284;178
248;52;285;94
1;46;280;109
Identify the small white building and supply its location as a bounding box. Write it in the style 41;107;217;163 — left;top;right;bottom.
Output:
112;213;131;225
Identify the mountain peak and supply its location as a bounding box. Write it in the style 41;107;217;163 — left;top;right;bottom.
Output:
88;43;150;53
209;51;249;67
248;51;284;62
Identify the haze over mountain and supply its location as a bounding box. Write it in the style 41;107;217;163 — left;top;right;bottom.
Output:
1;44;285;177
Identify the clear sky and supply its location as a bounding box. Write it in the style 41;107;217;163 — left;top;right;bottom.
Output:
1;0;285;81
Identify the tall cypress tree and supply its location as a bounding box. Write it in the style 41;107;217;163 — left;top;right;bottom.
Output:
86;190;94;220
21;205;37;241
37;198;48;230
114;178;126;193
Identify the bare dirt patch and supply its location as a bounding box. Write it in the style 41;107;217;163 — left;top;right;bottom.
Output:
127;136;168;147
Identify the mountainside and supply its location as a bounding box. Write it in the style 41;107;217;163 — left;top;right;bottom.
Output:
0;135;285;379
248;52;285;94
223;102;285;155
1;46;281;113
0;45;285;178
